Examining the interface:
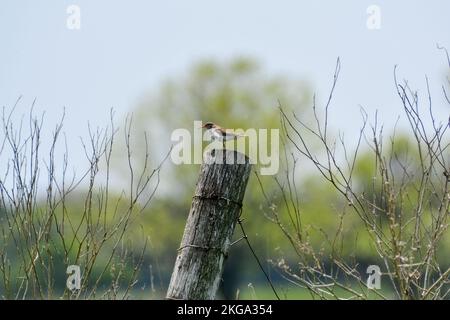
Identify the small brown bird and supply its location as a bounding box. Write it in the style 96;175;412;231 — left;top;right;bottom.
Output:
201;122;245;142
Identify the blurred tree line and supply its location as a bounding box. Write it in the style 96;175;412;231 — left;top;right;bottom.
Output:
114;57;449;298
1;56;448;299
117;57;314;297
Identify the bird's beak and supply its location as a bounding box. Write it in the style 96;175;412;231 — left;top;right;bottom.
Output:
201;123;207;128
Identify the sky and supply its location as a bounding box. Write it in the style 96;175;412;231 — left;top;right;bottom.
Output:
0;1;449;183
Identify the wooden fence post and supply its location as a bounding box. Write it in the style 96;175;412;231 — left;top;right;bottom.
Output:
166;149;252;300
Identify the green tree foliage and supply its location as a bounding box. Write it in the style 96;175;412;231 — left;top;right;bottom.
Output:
123;58;449;298
123;57;313;295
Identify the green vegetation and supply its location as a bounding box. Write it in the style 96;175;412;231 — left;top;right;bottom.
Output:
1;57;449;299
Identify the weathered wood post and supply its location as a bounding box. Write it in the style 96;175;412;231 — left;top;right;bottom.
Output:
166;149;252;300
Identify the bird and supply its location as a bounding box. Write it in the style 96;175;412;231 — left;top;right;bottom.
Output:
201;122;246;148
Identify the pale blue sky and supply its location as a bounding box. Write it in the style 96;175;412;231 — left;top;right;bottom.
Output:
1;1;449;174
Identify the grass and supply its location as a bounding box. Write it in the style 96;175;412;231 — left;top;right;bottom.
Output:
235;283;394;300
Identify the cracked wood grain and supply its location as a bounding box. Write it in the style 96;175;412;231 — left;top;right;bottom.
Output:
166;149;251;300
